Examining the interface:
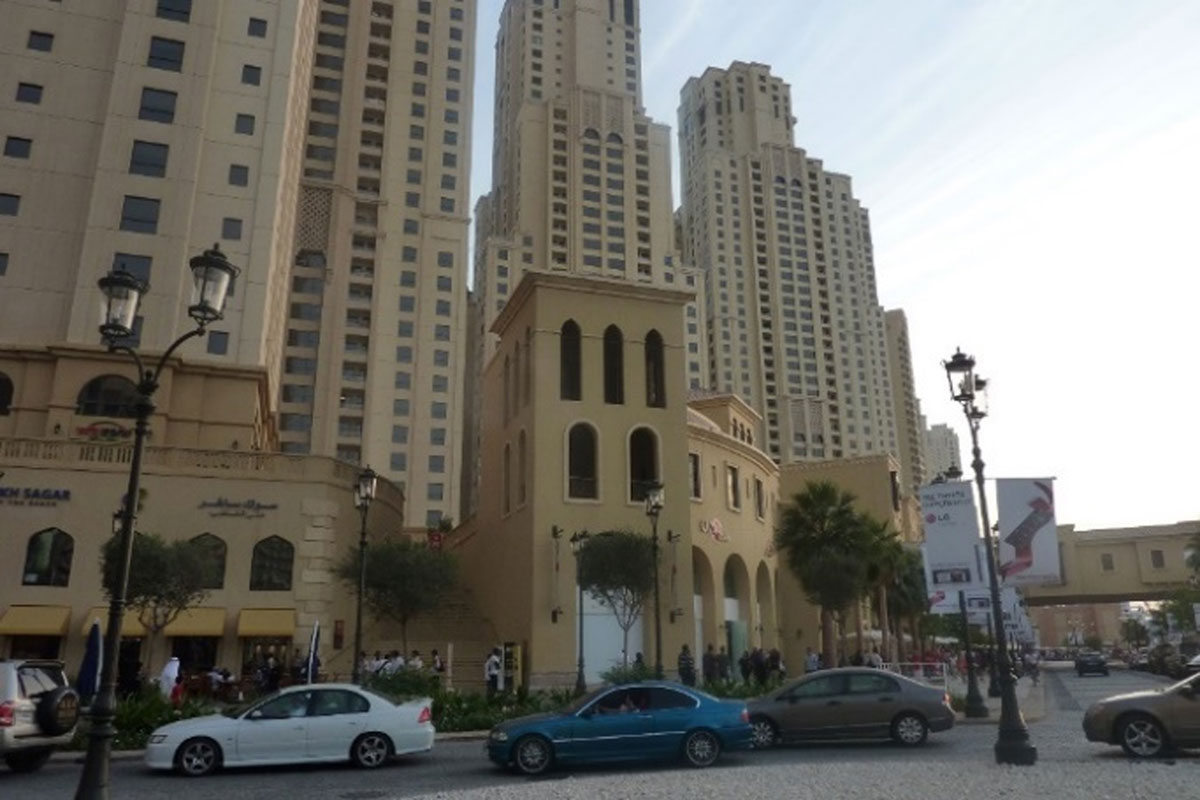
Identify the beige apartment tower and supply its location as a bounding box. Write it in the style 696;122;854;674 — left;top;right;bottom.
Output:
884;309;926;493
678;62;900;469
924;422;963;480
0;0;317;408
276;0;477;529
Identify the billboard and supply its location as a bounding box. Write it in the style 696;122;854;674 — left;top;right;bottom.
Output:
996;479;1061;585
919;482;985;614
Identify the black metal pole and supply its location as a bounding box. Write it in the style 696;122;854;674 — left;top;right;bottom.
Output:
968;423;1037;765
651;515;663;679
74;391;152;800
985;612;1001;697
351;504;368;685
958;590;988;718
574;536;586;695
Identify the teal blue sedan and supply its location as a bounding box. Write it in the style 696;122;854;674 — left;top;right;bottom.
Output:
486;681;753;775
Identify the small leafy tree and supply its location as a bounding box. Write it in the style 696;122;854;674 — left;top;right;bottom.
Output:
1121;617;1148;649
578;530;655;666
101;532;214;673
335;537;457;655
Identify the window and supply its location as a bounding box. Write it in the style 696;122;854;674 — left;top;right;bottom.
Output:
517;431;527;505
156;0;192;22
242;65;262;86
139;88;176;123
76;375;139;417
689;453;702;499
0;194;19;216
428;483;444;501
147;37;185;72
754;478;765;518
726;465;741;509
0;252;7;276
120;196;159;233
235;114;256;135
256;692;310;719
390;452;407;470
311;690;368;716
568;424;598;499
1150;549;1165;569
22;529;73;586
629;427;658;501
503;444;512;514
16;83;43;104
190;533;226;589
248;17;267;37
788;674;844;699
1100;553;1114;572
27;31;54;52
429;455;445;473
229;164;249;186
644;329;665;408
129;141;169;177
221;217;243;240
250;536;294;591
207;331;229;355
0;371;12;413
560;320;581;400
603;325;624;404
648;688;698;710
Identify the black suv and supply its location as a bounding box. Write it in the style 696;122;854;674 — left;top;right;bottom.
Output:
1074;651;1109;677
1;660;81;772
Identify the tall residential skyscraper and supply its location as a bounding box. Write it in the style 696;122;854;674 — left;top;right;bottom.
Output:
678;62;898;466
924;422;963;479
277;0;477;528
884;309;926;493
0;0;316;392
463;0;705;519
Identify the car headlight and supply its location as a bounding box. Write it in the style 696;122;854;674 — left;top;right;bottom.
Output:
489;730;508;742
148;734;168;744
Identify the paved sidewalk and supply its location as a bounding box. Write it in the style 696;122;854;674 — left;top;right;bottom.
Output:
950;674;1045;724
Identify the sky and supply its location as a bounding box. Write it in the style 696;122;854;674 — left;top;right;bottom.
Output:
468;0;1200;530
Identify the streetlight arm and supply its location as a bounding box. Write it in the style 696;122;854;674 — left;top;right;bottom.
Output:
109;326;208;396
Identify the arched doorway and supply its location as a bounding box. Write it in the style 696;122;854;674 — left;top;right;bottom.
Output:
722;555;752;660
692;547;716;656
755;562;776;649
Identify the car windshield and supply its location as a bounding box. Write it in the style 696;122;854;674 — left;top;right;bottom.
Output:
222;692;278;718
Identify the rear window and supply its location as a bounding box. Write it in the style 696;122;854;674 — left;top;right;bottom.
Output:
17;665;65;698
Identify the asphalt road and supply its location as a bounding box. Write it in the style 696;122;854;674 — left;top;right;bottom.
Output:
2;666;1193;799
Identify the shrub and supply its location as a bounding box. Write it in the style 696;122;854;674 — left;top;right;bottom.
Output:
71;688;215;751
599;663;654;684
363;668;442;700
948;693;966;713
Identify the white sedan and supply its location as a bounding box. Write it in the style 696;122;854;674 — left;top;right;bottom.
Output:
145;684;434;776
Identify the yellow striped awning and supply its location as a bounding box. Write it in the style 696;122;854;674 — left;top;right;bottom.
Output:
237;609;295;638
81;607;147;637
164;608;226;637
0;605;71;636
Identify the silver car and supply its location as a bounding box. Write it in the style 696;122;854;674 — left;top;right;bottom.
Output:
746;668;955;748
1083;672;1200;758
0;660;80;773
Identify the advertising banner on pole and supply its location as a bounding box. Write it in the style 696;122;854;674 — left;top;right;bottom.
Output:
919;482;985;614
996;478;1061;585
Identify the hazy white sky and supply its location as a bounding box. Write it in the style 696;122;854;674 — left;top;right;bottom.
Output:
469;0;1200;530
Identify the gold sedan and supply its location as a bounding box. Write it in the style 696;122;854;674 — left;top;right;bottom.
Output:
1083;672;1200;758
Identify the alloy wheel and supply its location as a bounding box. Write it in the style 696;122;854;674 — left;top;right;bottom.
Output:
684;730;720;767
354;733;391;768
514;736;551;775
751;718;777;749
893;714;928;746
178;739;219;777
1121;718;1165;758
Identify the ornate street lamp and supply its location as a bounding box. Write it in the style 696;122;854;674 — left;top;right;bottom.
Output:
644;481;665;679
77;246;239;800
570;530;590;694
351;466;377;685
943;349;1037;766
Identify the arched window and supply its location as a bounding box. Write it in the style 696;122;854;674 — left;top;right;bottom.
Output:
503;444;512;514
22;528;73;586
503;355;511;421
517;430;527;506
583;128;600;140
0;371;13;416
644;329;665;408
512;344;521;416
606;132;624;145
76;375;140;418
567;423;598;499
560;320;581;401
629;427;658;501
523;327;532;405
603;325;624;405
190;533;227;590
249;536;294;591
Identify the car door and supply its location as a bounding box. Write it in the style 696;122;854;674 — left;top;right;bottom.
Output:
840;672;902;737
566;688;654;761
776;674;847;739
646;687;699;757
306;689;367;759
235;690;312;764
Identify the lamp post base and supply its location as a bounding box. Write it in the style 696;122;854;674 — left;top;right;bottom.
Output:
987;673;1002;698
994;737;1038;766
963;687;989;719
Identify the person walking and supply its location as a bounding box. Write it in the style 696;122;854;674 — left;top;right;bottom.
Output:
717;646;731;681
431;649;445;674
701;644;717;685
739;650;752;683
677;645;696;687
485;648;502;697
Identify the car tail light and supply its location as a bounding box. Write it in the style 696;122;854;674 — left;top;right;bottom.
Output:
0;701;14;727
943;693;952;707
740;707;749;723
417;706;431;725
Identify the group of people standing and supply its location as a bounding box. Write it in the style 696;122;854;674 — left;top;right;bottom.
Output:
360;648;446;678
675;644;787;687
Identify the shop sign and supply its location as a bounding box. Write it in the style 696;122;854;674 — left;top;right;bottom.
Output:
198;497;280;518
74;421;135;442
0;485;73;507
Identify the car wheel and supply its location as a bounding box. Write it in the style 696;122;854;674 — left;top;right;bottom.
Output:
683;729;721;767
1118;714;1169;759
891;713;928;746
351;732;393;769
750;716;778;749
175;737;222;777
4;749;52;773
512;734;553;776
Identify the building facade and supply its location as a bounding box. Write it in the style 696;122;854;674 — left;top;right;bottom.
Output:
677;61;900;472
277;0;478;529
884;309;926;494
923;422;962;479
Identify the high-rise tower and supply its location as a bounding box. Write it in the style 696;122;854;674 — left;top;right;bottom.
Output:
678;61;899;467
277;0;477;529
884;309;926;493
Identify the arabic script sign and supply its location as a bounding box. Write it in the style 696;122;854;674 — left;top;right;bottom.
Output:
198;498;280;518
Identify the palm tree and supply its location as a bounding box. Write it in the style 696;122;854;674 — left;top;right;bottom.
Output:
887;549;928;662
775;481;874;667
862;516;905;662
1187;530;1200;574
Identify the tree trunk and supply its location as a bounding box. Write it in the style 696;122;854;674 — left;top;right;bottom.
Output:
820;608;835;668
854;601;865;658
621;627;630;666
877;585;892;662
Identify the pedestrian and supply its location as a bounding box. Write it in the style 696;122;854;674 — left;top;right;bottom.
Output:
485;648;502;697
170;675;185;708
677;644;696;686
633;652;646;672
717;646;730;681
431;649;446;673
702;644;717;684
382;650;404;675
739;650;752;682
750;648;768;685
866;647;883;669
804;647;820;674
409;650;424;670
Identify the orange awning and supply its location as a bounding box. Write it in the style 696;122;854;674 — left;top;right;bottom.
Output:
0;605;71;636
237;609;294;638
164;608;227;637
